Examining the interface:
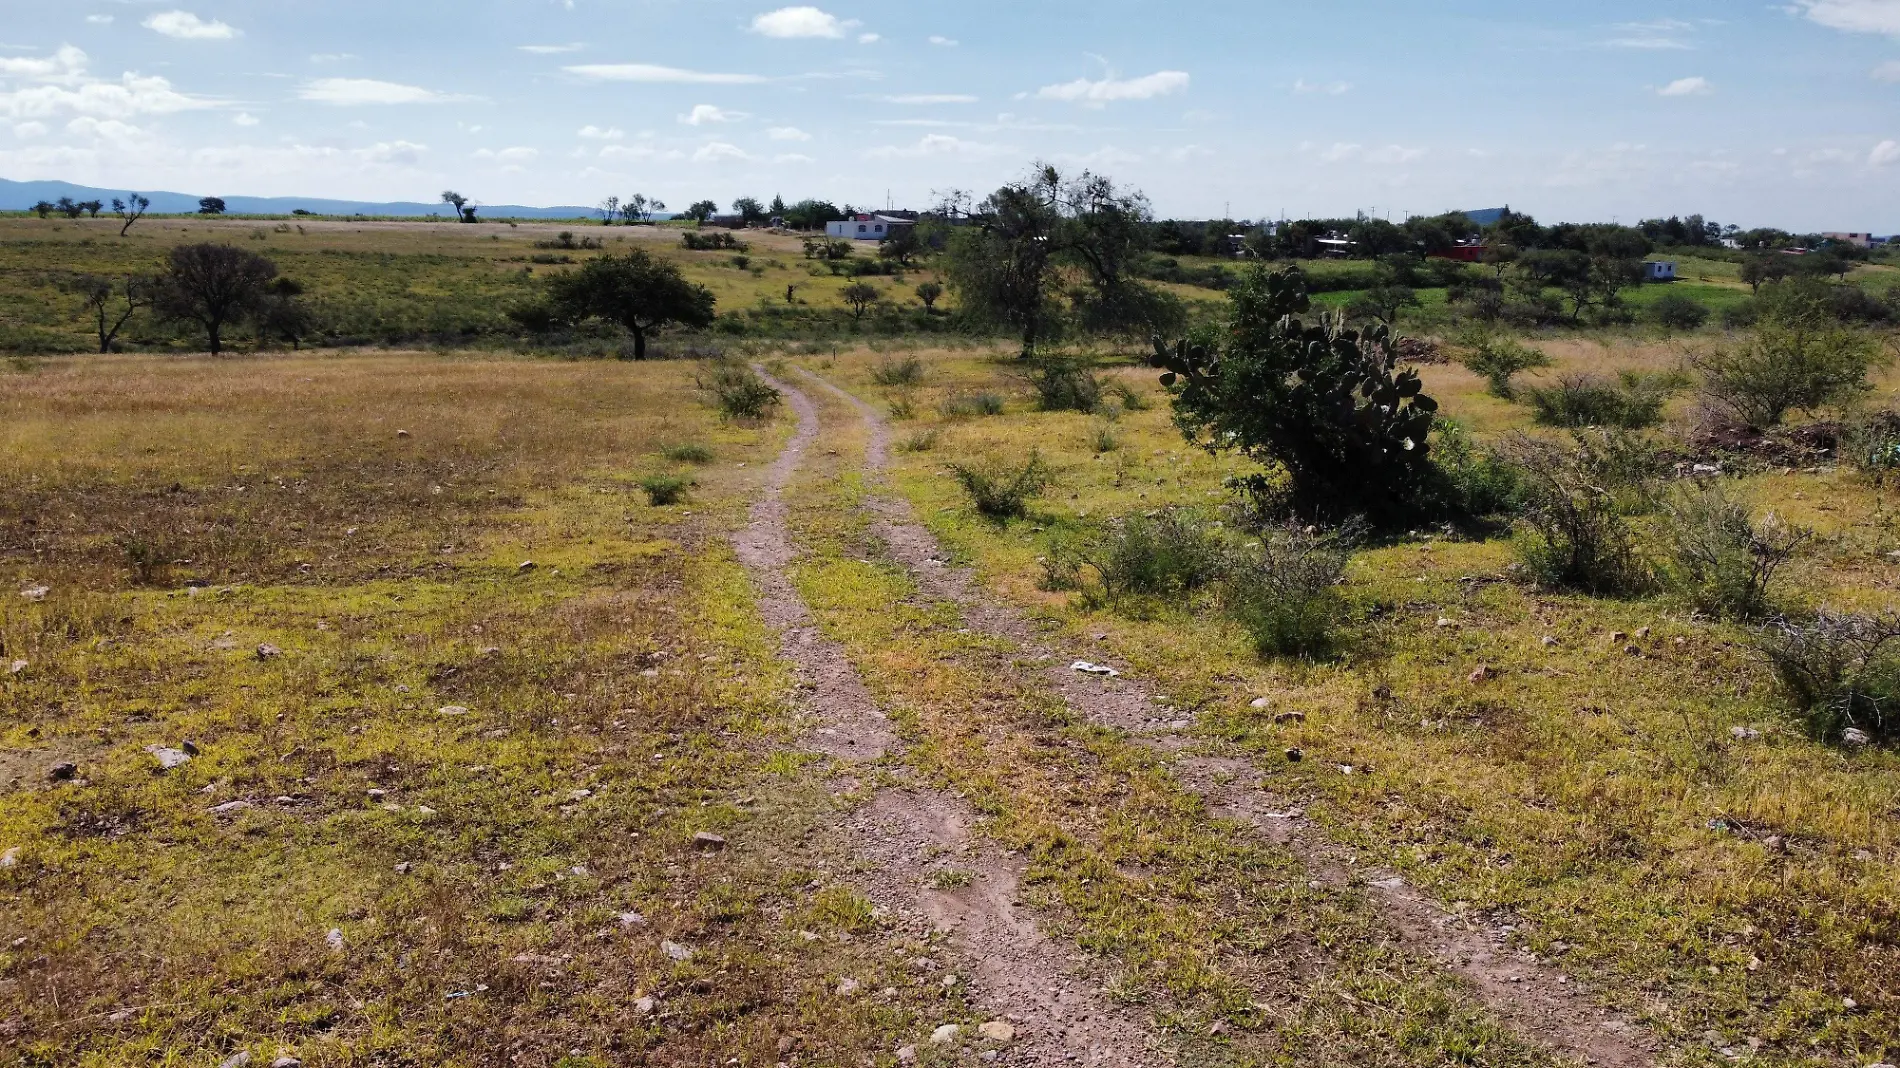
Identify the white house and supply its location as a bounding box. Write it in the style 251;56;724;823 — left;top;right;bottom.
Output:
1642;261;1677;282
826;214;915;241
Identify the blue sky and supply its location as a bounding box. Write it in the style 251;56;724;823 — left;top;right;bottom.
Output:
1;0;1896;229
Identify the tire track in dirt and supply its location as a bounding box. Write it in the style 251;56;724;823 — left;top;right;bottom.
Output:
804;368;1659;1068
732;370;1166;1066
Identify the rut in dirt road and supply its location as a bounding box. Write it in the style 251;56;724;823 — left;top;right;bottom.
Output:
802;367;1661;1068
729;369;1167;1067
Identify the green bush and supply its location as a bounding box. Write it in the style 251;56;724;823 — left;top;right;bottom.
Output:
1649;292;1710;332
1506;435;1654;596
1107;380;1151;411
1692;323;1884;428
1660;484;1808;620
1221;522;1355;658
640;474;692;505
662;443;714;464
1457;333;1551;398
897;428;940;453
1758;612;1900;743
1525;371;1681;429
950;451;1053;519
940;392;1006;419
1023;355;1103;413
1842;410;1900;481
698;361;782;420
870;355;925;386
1432;421;1526;519
1088;420;1121;454
1053;509;1229;605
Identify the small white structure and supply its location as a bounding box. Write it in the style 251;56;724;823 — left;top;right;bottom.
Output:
1642;261;1677;282
826;214;915;241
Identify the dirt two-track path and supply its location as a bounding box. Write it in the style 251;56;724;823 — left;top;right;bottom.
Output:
736;365;1659;1067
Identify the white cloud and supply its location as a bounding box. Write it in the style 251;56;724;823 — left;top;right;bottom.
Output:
1292;78;1352;95
1658;76;1712;96
66;116;142;141
750;6;858;39
774;152;815;163
1872;139;1900;166
693;141;751;163
519;44;584;54
0;71;217;120
577;124;624;140
929;35;958;46
0;45;89;82
882;93;977;104
565;63;766;85
233;111;258;126
85;14;113;25
1607;34;1692;49
143;11;239;41
859;33;881;44
357;140;427;166
1875;60;1900;80
309;53;356;64
474;146;538;165
768;125;811;140
12;121;48;138
865;133;1005;159
1793;0;1900;36
1321;142;1425;164
681;104;747;125
298;78;470;105
1032;70;1189;107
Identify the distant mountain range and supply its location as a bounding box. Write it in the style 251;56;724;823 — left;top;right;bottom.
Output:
0;178;600;220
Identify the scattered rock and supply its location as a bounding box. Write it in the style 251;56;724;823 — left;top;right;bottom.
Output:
977;1021;1015;1042
929;1024;960;1045
255;644;282;660
634;996;657;1016
1541;636;1559;648
7;660;26;674
19;586;49;602
366;788;386;799
1467;665;1495;683
1070;661;1121;678
1623;645;1642;657
1436;617;1457;629
146;746;192;771
1842;727;1873;747
270;1057;302;1068
1285;748;1304;763
617;911;646;928
394;862;413;874
0;847;19;869
209;800;253;815
1273;710;1306;724
324;928;345;951
692;831;726;851
661;940;694;962
517;560;536;573
47;761;78;781
1248;697;1271;710
219;1054;252;1068
1609;631;1628;644
396;429;411;438
181;740;200;756
437;705;470;716
836;977;861;997
1636;627;1652;639
895;1046;917;1064
1729;726;1762;742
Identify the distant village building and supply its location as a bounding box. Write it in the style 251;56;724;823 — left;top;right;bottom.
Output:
826;213;916;241
1642;261;1677;282
1822;232;1874;249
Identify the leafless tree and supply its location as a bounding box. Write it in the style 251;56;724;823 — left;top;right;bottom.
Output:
75;274;154;353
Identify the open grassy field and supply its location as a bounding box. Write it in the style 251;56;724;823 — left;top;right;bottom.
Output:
5;335;1894;1066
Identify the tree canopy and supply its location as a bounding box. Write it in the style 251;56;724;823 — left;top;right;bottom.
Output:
544;249;716;359
154;243;278;355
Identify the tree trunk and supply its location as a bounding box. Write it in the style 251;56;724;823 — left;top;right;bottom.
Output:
630;326;647;360
207;318;223;355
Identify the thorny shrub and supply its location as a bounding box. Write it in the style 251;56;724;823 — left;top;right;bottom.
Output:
1660;483;1809;621
1758;611;1900;743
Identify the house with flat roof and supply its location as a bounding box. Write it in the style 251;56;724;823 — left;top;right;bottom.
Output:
1822;232;1874;249
826;214;916;241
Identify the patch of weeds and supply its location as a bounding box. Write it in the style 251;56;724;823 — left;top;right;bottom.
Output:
1107;380;1150;412
1524;371;1684;429
950;450;1052;519
870;356;925;387
940;392;1006;419
801;886;878;934
928;869;974;889
1089;420;1122;454
1841;410;1900;483
1456;332;1551;398
897;428;940;454
698;360;782;421
1023;355;1103;413
1758;611;1900;743
1051;509;1228;607
640;475;693;506
1221;521;1356;658
1505;435;1655;596
887;390;917;421
662;443;715;464
1660;483;1809;621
